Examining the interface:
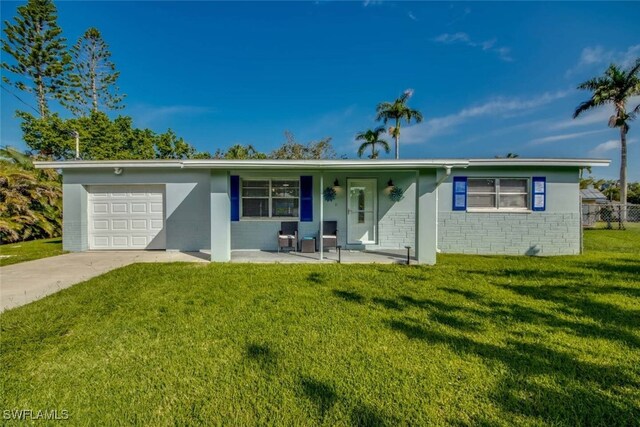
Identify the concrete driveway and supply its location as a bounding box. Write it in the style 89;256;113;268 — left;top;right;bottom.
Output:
0;251;208;312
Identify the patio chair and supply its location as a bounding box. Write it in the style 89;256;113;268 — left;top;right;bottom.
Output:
278;221;298;252
320;220;338;252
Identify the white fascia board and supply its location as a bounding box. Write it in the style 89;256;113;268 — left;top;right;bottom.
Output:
180;159;470;169
467;158;611;168
33;160;184;169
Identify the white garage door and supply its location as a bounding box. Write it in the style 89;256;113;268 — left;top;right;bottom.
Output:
88;185;166;250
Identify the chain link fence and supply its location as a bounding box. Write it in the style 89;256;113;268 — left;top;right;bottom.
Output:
582;203;640;229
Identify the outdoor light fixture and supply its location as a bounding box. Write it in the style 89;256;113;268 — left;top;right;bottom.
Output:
387;179;394;188
333;179;340;187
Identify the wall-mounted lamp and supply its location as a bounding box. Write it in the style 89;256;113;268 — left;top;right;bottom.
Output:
387;179;394;188
333;179;340;187
114;167;123;175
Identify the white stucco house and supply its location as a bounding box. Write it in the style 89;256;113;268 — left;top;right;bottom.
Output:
34;158;609;264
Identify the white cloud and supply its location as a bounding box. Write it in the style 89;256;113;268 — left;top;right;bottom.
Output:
407;11;417;21
432;32;512;62
529;129;608;145
566;44;640;77
589;138;636;157
552;95;640;130
401;90;570;144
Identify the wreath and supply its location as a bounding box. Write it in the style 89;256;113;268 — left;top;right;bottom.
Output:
323;186;337;202
389;186;404;202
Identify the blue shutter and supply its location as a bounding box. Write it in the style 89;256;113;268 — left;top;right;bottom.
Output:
532;176;546;211
452;176;467;211
300;176;313;222
230;175;240;221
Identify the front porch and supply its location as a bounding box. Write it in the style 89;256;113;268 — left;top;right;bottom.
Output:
229;248;415;264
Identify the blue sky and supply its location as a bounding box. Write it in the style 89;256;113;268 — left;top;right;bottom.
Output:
1;1;639;180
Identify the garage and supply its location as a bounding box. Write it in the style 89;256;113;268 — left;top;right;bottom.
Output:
88;185;166;250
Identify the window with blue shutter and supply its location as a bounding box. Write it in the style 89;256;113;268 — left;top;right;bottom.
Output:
452;176;467;211
532;176;546;211
230;175;240;221
300;176;313;222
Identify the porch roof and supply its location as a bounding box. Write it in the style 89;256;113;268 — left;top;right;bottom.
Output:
33;157;610;170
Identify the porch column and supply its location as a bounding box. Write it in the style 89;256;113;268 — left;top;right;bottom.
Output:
319;173;324;260
415;169;437;265
210;171;231;262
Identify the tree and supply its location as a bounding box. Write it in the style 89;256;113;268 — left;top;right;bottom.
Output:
17;111;204;160
154;129;195;159
0;146;62;243
1;0;71;117
270;131;335;160
376;89;423;159
214;144;267;160
356;126;390;159
64;27;125;116
574;60;640;216
495;152;519;158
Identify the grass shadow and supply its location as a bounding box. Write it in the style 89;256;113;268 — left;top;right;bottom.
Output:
307;272;327;285
333;290;365;303
246;343;277;370
300;377;338;418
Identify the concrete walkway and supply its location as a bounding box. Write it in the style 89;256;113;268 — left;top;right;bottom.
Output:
0;251;208;312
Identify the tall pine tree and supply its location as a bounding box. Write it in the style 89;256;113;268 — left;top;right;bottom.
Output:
64;27;125;116
1;0;71;117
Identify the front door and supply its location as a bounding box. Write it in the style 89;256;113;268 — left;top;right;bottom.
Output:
347;179;377;244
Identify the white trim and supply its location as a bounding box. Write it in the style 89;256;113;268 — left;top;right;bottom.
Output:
467;177;530;210
347;178;378;245
467;158;610;167
240;178;299;219
34;158;610;170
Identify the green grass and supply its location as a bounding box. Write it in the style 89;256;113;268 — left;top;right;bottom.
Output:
0;238;65;267
1;229;639;425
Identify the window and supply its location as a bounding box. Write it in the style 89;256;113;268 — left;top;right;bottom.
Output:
467;178;528;209
241;179;299;218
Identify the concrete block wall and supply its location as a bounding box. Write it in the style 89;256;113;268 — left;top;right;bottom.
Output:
438;212;581;255
377;211;415;249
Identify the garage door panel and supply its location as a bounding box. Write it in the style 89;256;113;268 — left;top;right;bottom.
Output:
131;236;149;246
93;203;109;214
112;236;129;247
131;203;147;213
93;220;109;230
111;203;128;213
131;219;147;230
92;236;109;248
88;185;165;250
112;219;128;230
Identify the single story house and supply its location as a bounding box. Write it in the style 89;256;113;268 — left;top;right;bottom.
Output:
34;158;609;264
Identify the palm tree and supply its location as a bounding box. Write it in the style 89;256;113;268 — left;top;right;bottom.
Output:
356;126;390;159
376;89;423;159
574;60;640;217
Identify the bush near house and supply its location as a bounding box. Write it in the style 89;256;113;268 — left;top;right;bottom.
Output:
0;147;62;243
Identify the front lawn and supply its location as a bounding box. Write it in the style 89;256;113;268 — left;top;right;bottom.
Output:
1;229;639;425
0;238;65;267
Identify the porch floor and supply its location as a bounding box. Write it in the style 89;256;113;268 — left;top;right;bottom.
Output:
229;248;415;264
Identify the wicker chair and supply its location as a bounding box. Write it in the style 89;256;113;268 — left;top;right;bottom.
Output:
278;221;298;252
320;220;338;252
